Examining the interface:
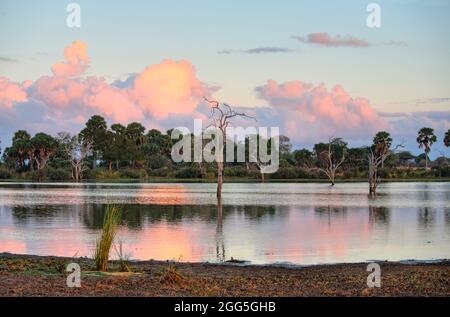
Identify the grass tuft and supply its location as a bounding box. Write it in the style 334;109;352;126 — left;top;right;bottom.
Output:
159;264;186;285
113;241;131;272
94;205;121;272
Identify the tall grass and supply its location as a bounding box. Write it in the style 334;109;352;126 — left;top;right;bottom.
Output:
94;205;121;271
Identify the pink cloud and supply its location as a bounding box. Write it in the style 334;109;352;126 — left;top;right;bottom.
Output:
0;40;211;131
51;40;90;77
256;80;389;142
0;77;28;108
293;33;370;47
133;60;207;119
85;79;144;123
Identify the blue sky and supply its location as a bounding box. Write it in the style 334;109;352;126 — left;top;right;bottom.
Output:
0;0;449;156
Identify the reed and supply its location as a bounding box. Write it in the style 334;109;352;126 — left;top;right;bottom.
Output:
94;205;121;271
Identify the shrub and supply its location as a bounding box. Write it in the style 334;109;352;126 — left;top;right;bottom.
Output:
147;154;170;170
148;166;171;177
28;169;47;181
224;166;247;177
175;166;203;178
119;168;147;179
0;166;12;179
377;167;391;179
270;167;311;179
82;169;94;180
47;167;71;181
95;167;120;179
437;166;450;177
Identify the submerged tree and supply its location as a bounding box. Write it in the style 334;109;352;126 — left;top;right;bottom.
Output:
204;97;255;198
372;131;392;168
311;137;347;186
368;133;403;194
416;127;437;169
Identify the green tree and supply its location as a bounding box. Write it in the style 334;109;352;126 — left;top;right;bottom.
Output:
279;135;292;156
416;127;437;169
30;133;58;170
79;115;108;169
4;130;32;170
144;129;172;157
397;151;416;166
103;124;127;171
444;129;450;148
125;122;146;167
293;149;313;167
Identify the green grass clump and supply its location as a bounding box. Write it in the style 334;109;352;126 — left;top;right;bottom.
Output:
94;205;121;271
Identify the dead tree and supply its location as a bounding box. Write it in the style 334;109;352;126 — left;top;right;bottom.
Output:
307;137;346;186
247;135;274;183
368;143;403;194
204;97;255;198
62;134;92;181
72;141;92;181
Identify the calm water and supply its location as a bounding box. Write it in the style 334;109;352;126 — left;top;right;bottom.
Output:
0;182;449;265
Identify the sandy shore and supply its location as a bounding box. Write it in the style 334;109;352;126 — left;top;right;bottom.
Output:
0;253;449;297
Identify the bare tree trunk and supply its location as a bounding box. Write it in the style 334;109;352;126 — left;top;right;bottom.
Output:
203;97;254;200
217;161;223;198
369;179;377;194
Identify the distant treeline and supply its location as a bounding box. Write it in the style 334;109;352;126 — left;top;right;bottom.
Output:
0;115;449;181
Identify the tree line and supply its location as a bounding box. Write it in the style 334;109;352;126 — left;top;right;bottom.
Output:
0;114;449;193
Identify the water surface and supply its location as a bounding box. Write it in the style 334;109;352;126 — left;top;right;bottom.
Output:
0;182;449;265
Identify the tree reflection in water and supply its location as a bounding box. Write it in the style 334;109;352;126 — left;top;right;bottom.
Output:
215;198;225;262
368;206;390;225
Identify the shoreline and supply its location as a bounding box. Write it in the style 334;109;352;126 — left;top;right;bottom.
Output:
1;178;450;184
1;253;449;297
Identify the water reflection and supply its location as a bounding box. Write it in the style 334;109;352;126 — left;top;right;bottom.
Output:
216;198;225;262
418;207;435;229
0;182;449;264
368;206;390;225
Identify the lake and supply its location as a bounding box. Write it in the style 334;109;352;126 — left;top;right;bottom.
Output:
0;182;449;265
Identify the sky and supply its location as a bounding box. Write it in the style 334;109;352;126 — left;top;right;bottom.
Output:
0;0;449;157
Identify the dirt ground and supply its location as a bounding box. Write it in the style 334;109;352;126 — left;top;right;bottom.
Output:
0;253;449;297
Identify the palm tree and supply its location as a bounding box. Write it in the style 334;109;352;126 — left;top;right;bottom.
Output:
444;129;450;148
416;127;437;169
372;131;392;168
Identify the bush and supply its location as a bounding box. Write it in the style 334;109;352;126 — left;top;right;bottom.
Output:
28;169;48;181
0;166;12;179
175;166;203;178
224;166;247;177
148;166;171;177
119;168;147;179
47;167;71;181
148;154;170;170
433;166;450;177
377;167;392;179
274;167;298;179
95;167;120;179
